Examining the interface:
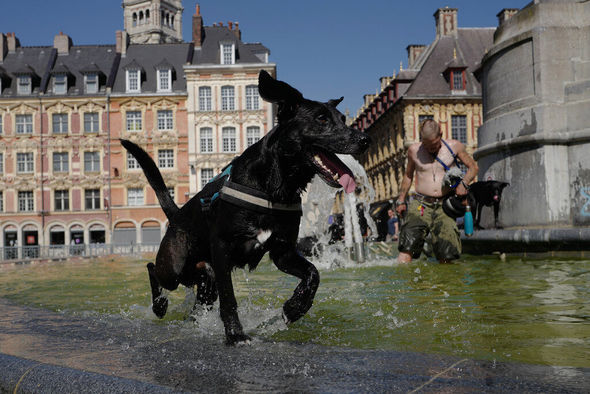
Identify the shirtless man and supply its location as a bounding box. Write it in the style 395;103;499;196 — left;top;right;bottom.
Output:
395;119;478;263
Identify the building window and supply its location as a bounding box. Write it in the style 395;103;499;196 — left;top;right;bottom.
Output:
0;115;3;134
418;115;434;125
221;86;235;111
200;127;213;153
158;149;174;168
222;127;237;153
246;126;261;147
157;69;171;92
85;189;100;210
54;74;67;94
52;113;68;134
221;43;235;65
0;153;3;174
18;191;34;212
157;110;173;130
16;114;33;134
168;188;175;202
85;73;98;94
126;69;140;93
17;76;31;95
53;152;69;173
246;85;260;110
84;151;100;172
127;152;140;169
452;71;464;91
126;111;142;132
54;190;69;211
451;115;467;144
16;152;34;173
201;168;214;189
127;188;144;206
84;112;99;133
0;191;3;212
199;86;212;111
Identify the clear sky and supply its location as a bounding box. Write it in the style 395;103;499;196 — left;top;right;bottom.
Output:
1;0;531;116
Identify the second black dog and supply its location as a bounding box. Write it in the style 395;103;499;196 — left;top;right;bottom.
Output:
122;70;370;345
468;180;509;229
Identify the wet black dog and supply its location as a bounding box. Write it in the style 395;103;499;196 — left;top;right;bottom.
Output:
468;181;509;229
122;70;370;345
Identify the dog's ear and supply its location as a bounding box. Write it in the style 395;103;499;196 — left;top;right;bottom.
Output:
501;182;510;189
258;70;303;105
328;97;344;108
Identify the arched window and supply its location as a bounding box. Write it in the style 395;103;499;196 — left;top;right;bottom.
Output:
132;13;137;27
161;11;165;26
139;11;144;24
146;9;150;23
171;16;175;28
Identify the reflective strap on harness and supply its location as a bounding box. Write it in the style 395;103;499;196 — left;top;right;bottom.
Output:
220;181;302;215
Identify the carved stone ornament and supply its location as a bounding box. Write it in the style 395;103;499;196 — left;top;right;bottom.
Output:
122;172;146;188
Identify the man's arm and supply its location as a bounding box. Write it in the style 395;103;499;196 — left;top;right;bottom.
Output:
396;149;416;215
454;142;478;197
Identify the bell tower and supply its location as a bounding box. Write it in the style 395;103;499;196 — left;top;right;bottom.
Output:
122;0;184;44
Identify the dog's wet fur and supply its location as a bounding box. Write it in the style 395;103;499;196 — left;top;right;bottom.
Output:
121;71;370;345
468;181;509;229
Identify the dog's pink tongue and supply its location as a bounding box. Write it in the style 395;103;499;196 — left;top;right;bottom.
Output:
339;174;356;193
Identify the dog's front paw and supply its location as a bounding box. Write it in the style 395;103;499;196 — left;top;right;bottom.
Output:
225;333;252;346
283;298;308;324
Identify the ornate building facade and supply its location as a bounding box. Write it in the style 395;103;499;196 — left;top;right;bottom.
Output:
353;8;495;205
0;2;275;258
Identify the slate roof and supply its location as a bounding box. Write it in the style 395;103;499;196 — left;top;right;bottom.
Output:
111;43;192;94
403;28;494;98
191;26;270;65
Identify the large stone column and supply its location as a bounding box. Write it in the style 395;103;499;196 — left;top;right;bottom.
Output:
475;0;590;229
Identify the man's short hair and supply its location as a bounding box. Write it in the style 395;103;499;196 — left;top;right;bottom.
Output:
420;119;441;140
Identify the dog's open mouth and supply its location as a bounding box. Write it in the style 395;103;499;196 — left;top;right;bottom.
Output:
310;150;356;193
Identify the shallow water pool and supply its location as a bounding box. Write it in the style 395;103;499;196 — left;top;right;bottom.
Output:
1;254;589;368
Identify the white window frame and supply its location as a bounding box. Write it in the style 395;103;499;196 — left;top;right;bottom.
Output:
18;191;34;212
127;152;140;169
16;152;34;173
157;110;173;130
220;43;235;65
451;115;468;144
158;149;174;168
53;74;67;95
84;112;100;133
199;86;212;111
0;152;3;174
85;189;101;210
221;86;235;111
127;188;144;206
200;168;214;189
15;114;33;134
126;69;141;93
200;127;213;153
17;75;31;95
246;126;261;147
246;85;260;110
157;68;172;92
222;127;237;153
84;151;100;173
54;189;69;211
126;111;142;132
52;113;68;134
53;152;69;173
85;73;98;94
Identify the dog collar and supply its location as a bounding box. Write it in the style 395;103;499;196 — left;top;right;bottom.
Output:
220;180;302;215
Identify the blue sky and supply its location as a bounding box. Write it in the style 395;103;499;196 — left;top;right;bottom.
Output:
1;0;530;116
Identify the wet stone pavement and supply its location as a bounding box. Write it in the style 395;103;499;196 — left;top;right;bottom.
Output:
0;298;589;393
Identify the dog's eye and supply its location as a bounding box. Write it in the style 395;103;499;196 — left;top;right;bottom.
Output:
317;114;328;123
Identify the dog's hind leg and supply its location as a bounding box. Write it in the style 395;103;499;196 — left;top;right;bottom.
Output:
194;261;218;309
270;246;320;324
147;262;169;318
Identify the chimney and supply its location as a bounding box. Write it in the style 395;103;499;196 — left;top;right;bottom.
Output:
0;33;6;62
7;32;20;53
228;21;233;30
116;30;128;56
233;22;241;40
192;4;204;47
54;32;72;55
434;7;458;38
497;8;520;26
406;44;426;68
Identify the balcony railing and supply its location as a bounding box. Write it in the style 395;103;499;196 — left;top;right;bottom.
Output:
0;243;159;263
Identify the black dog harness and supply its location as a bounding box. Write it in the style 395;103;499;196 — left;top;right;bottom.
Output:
199;164;302;216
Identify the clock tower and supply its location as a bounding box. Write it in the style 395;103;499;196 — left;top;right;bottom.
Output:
122;0;184;44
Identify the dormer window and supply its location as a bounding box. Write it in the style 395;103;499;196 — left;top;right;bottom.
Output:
221;42;235;65
127;69;140;93
158;69;171;92
17;76;31;95
451;70;465;91
54;74;67;95
85;73;98;94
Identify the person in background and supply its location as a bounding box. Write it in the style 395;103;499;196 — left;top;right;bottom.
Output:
386;208;399;242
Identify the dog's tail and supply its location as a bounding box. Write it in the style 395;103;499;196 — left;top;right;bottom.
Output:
120;139;179;219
